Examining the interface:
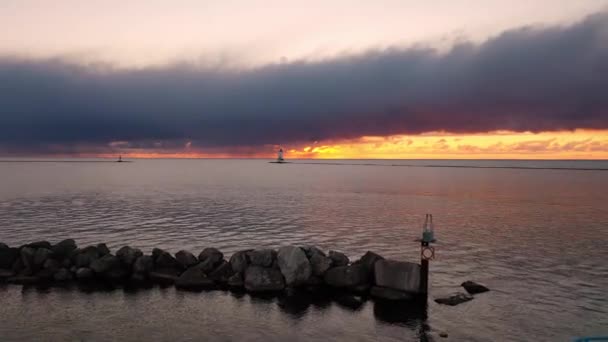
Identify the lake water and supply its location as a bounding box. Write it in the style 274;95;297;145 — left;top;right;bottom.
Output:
1;159;607;341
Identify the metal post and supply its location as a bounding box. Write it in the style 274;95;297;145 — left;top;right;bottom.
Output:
420;240;429;295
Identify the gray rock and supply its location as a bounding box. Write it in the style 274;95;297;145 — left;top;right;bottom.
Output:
54;268;72;282
75;267;94;280
244;266;285;292
51;239;77;257
176;264;216;290
247;249;275;267
229;250;250;273
329;251;349;266
434;293;474;306
97;243;111;256
309;253;332;276
208;260;233;283
175;250;198;268
374;259;421;293
90;254;121;274
33;248;53;267
0;246;18;269
323;264;367;288
116;246;143;266
133;255;154;274
277;246;311;286
461;281;490;294
370;286;415;300
198;248;224;272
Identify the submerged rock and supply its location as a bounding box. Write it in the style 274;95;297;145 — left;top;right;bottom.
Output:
434;293;474;306
374;260;421;293
244;266;285;292
277;246;311;286
328;251;349;267
461;281;490;294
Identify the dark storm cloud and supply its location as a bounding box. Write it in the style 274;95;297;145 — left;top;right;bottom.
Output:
1;11;607;152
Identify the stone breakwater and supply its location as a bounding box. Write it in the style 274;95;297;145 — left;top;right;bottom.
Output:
0;240;424;300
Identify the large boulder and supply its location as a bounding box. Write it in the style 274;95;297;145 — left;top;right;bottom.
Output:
461;281;490;294
354;251;384;281
435;293;474;306
149;269;180;285
97;243;111;256
175;250;198;268
26;241;52;250
54;268;72;282
309;253;332;277
33;248;53;267
43;259;61;271
227;273;244;289
244;266;285;292
277;246;311;286
323;264;367;288
20;247;36;270
301;246;326;259
198;248;224;273
154;251;180;270
229;250;250;273
116;246;143;266
51;239;77;258
328;251;349;266
374;260;421;293
176;264;216;290
247;249;275;267
0;246;19;269
75;267;94;280
90;254;121;274
133;255;154;274
74;246;101;268
208;261;234;283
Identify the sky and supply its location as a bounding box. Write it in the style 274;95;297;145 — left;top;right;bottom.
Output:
1;0;608;159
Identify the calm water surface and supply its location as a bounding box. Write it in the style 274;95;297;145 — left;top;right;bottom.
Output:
1;159;607;341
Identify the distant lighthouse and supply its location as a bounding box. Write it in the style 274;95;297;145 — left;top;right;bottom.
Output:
277;148;285;163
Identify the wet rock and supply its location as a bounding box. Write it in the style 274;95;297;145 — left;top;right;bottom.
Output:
309;253;332;277
277;246;311;286
149;270;180;285
26;241;52;250
354;251;384;281
175;250;198;268
229;250;250;273
227;273;244;289
434;293;474;306
329;251;349;267
116;246;143;266
208;261;234;283
74;247;100;268
374;260;420;293
33;248;53;267
198;248;224;273
133;255;154;274
51;239;77;258
244;266;285;292
54;268;72;282
176;264;216;290
20;247;36;270
90;254;121;274
75;267;94;280
247;249;275;268
370;286;414;301
324;264;367;288
43;259;61;271
0;246;19;269
154;251;180;270
97;243;111;256
461;281;490;294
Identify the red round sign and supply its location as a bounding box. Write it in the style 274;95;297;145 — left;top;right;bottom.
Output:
421;246;435;260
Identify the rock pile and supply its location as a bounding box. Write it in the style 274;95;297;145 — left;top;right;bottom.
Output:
0;240;429;300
